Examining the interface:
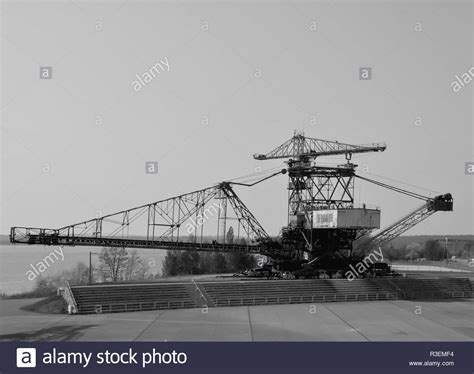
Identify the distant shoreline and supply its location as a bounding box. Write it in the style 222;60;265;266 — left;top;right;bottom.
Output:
2;234;474;246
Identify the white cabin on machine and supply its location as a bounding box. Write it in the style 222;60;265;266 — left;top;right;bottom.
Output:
312;208;381;229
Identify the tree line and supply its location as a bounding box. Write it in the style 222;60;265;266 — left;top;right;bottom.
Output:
162;226;256;276
162;250;256;276
383;239;473;261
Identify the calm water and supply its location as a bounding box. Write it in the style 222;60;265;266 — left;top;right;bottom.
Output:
0;244;166;295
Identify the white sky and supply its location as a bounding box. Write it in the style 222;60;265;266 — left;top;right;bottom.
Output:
1;0;473;236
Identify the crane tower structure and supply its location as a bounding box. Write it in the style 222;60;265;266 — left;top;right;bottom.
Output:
254;131;386;262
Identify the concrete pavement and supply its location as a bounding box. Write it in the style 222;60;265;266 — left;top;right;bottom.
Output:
0;298;472;341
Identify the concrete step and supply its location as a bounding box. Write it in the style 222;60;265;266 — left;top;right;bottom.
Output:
66;277;472;314
71;283;197;314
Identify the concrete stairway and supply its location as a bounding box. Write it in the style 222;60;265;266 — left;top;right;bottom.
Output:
66;277;472;314
201;279;397;307
70;283;197;314
385;277;472;299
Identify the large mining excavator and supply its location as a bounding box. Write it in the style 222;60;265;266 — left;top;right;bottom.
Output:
10;132;453;278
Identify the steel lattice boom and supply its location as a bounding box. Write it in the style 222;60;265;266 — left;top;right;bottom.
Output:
362;194;453;250
10;176;290;258
253;131;386;160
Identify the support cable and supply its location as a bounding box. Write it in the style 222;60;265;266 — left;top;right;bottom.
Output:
355;174;429;201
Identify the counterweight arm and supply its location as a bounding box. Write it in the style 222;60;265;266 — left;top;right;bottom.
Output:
253;132;386;161
355;173;453;250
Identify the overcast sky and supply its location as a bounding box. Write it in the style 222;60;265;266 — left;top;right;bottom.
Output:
1;0;473;237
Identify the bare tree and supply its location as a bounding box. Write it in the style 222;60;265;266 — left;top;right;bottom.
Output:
123;250;150;281
226;226;234;244
97;247;130;282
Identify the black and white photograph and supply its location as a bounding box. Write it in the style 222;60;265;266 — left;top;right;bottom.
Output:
0;0;473;373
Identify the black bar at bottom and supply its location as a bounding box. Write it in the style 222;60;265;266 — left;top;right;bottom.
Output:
2;342;472;374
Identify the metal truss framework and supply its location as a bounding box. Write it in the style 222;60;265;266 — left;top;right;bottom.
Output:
10;181;287;258
357;174;454;250
253;132;385;228
253;131;386;161
368;203;437;249
288;164;356;220
251;132;388;258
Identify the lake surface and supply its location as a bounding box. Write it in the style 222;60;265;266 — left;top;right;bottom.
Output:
0;244;166;295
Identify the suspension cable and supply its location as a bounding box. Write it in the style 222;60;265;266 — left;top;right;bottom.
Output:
224;166;284;184
364;172;441;195
355;174;430;201
229;169;286;187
